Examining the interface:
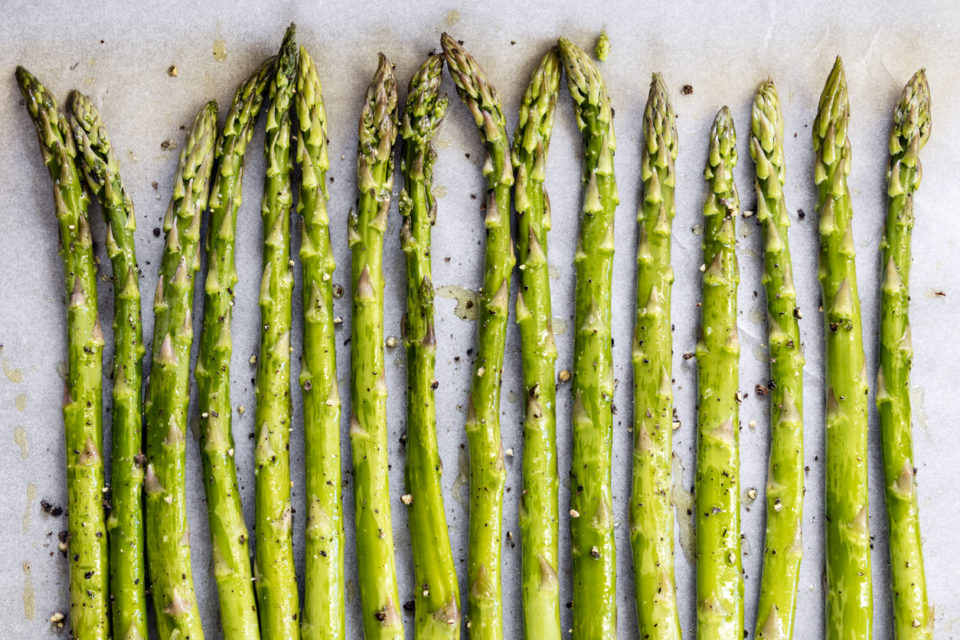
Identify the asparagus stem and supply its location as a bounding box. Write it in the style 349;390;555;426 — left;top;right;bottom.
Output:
557;36;619;639
814;57;872;640
254;24;301;640
877;70;932;640
144;99;218;640
16;67;110;640
297;44;346;640
194;57;273;640
68;90;148;640
399;53;462;640
695;107;743;640
512;47;562;640
440;33;515;640
750;80;806;640
349;53;404;640
629;73;681;640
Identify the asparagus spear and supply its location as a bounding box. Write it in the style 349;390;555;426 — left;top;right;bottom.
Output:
297;45;345;640
194;58;273;640
557;36;619;639
144;99;218;640
16;67;109;640
629;73;680;640
750;80;805;640
399;53;462;640
253;25;300;640
877;70;932;640
512;47;562;640
813;57;872;640
440;33;515;640
68;91;148;640
696;107;743;640
349;53;403;640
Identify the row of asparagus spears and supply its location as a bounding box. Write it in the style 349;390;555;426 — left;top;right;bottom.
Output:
17;22;931;640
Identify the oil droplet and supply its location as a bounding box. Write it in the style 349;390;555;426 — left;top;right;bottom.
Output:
434;185;448;199
55;361;68;380
22;562;35;620
14;426;28;459
451;447;470;510
445;9;461;26
670;453;695;564
507;390;519;404
548;264;561;280
345;578;358;605
15;393;26;412
753;346;768;363
552;317;568;336
748;309;765;325
436;285;479;321
910;386;930;434
213;38;228;62
3;360;23;383
23;483;37;533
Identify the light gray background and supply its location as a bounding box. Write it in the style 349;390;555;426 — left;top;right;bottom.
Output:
1;1;957;637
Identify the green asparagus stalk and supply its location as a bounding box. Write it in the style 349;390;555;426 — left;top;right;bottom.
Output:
440;33;515;640
557;37;619;639
253;25;300;640
349;53;403;640
296;45;346;640
68;91;148;640
16;67;109;640
194;58;273;640
512;47;562;640
750;80;805;640
813;57;872;640
399;53;462;640
144;99;218;640
696;107;743;640
629;73;680;640
877;70;932;640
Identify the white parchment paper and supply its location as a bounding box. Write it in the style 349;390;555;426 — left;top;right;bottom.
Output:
1;1;958;637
